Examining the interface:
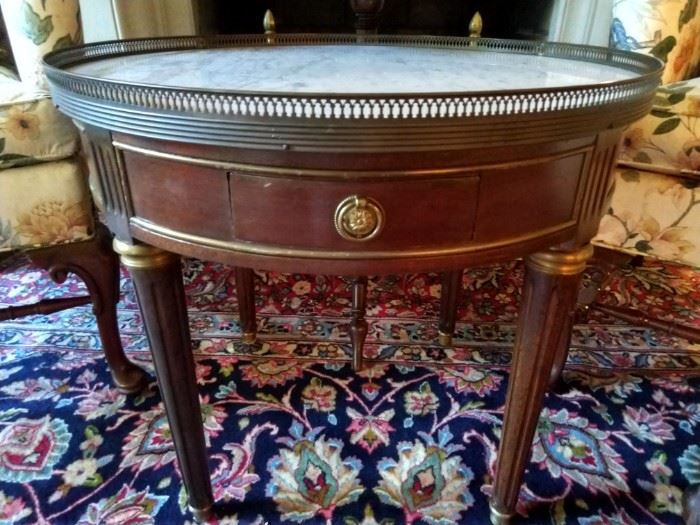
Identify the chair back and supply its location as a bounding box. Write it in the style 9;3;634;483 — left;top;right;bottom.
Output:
0;0;81;90
611;0;700;83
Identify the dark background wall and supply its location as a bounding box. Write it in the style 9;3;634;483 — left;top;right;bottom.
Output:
199;0;554;40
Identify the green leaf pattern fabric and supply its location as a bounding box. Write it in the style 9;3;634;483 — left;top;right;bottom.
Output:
594;79;700;267
594;168;700;267
0;0;89;252
21;1;53;45
597;2;700;267
612;0;700;83
0;0;81;89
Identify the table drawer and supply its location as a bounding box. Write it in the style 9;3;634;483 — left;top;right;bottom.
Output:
229;174;479;250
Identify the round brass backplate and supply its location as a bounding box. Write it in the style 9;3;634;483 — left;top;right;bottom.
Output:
334;195;385;241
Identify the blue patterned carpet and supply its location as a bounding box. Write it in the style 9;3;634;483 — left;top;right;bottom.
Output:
0;256;698;524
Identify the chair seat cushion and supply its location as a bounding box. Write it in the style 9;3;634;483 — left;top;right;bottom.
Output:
0;76;79;169
620;77;700;174
594;167;700;267
0;158;94;252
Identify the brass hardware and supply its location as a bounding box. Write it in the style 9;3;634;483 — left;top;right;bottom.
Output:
241;332;257;344
438;331;453;346
526;244;594;276
334;195;385;241
130;216;576;260
263;10;276;39
469;12;483;38
113;239;178;269
263;10;276;33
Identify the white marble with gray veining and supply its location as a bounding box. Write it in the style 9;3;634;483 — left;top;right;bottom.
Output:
69;45;636;94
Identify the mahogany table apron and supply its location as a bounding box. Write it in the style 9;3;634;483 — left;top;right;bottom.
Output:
44;35;662;524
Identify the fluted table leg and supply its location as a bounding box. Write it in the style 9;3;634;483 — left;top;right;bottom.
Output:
235;267;257;344
490;245;592;524
113;240;213;522
350;276;368;371
438;269;462;346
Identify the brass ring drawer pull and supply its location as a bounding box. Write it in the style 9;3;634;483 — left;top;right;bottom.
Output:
334;195;384;241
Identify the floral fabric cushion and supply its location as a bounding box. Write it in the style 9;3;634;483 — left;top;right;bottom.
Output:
594;168;700;267
0;158;93;252
611;0;700;83
0;75;79;169
620;77;700;173
0;0;81;89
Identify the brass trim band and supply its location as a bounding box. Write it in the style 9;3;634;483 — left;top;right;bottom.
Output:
112;140;593;180
113;239;179;269
526;244;594;276
130;217;576;260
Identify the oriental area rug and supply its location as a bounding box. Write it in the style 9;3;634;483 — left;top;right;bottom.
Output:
0;256;699;524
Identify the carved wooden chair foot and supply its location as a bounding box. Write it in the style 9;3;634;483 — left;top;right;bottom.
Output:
438;246;700;387
0;0;147;394
2;225;148;394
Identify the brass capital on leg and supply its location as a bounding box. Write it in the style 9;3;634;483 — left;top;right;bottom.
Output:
526;244;593;276
438;331;453;347
113;239;179;269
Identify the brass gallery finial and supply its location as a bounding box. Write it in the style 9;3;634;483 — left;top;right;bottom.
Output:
263;9;276;34
469;11;483;38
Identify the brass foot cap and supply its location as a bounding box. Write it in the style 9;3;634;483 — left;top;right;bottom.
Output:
438;332;453;347
489;503;514;525
241;332;257;344
189;504;213;523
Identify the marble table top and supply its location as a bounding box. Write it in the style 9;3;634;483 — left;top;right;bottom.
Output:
68;44;637;95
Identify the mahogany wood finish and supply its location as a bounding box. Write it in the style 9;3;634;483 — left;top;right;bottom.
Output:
89;132;638;524
43;35;661;523
21;225;147;393
0;296;90;320
490;246;591;524
591;303;700;342
439;269;462;346
114;242;213;521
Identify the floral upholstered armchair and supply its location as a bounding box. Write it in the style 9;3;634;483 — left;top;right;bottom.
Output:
593;0;700;267
0;0;146;393
437;0;700;370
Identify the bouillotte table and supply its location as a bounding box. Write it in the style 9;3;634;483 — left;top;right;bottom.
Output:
44;35;661;523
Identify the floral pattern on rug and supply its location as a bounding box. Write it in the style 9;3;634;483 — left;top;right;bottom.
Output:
0;257;698;524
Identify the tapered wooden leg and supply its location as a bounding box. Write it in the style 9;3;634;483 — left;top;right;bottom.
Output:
29;224;147;393
235;267;257;344
548;310;576;387
113;240;213;521
350;276;368;371
490;245;592;524
438;269;462;346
